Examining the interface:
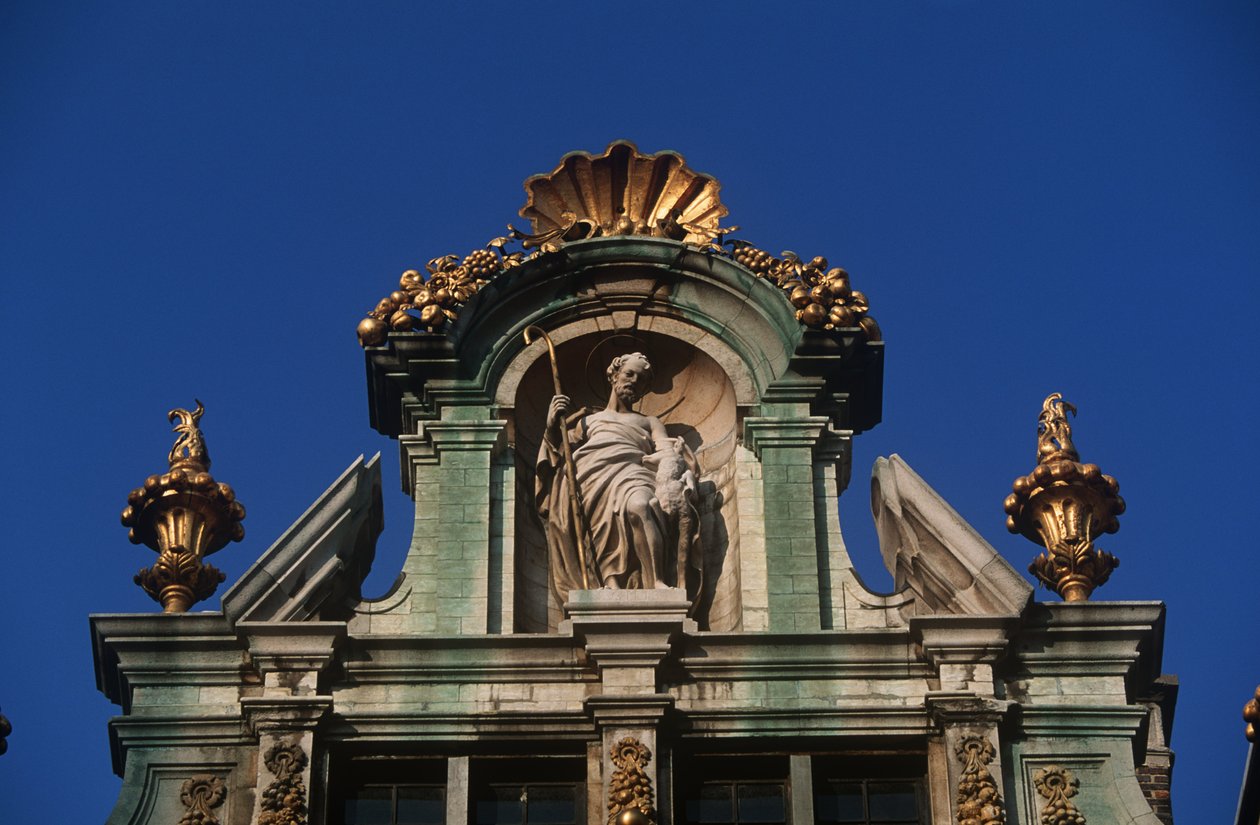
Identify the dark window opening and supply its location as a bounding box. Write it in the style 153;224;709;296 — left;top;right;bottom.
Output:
337;758;447;825
813;756;924;825
471;757;585;825
677;756;789;825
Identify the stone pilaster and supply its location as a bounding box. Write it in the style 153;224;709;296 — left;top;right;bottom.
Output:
743;415;829;632
400;419;507;634
914;614;1017;825
238;622;343;825
567;589;693;825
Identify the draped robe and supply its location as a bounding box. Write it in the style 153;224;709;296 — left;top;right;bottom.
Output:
535;412;672;603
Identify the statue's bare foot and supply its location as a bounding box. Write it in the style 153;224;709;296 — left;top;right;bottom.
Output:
653;580;672;589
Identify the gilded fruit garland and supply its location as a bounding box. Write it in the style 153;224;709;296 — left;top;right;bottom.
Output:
955;736;1007;825
258;743;308;825
178;775;225;825
607;738;656;825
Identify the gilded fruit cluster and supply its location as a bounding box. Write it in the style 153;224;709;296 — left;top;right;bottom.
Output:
728;243;881;340
259;743;309;825
357;241;525;346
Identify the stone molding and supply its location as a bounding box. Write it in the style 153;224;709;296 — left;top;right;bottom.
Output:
220;455;382;627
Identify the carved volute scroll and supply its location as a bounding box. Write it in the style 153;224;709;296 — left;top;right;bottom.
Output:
607;738;656;825
1033;766;1086;825
955;736;1007;825
258;742;309;825
178;775;226;825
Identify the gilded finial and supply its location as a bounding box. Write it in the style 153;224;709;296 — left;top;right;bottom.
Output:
167;400;209;469
1036;392;1078;463
1005;393;1124;602
121;401;245;612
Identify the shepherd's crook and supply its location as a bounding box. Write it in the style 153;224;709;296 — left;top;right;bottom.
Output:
523;325;591;589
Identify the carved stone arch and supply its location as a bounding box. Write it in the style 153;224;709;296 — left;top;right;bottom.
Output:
451;236;803;409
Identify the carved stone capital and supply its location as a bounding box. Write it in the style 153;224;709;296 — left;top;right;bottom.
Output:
241;696;332;736
912;615;1020;694
238;621;345;698
742;416;828;460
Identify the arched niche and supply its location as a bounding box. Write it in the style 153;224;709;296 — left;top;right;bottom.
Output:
500;326;744;632
443;238;806;632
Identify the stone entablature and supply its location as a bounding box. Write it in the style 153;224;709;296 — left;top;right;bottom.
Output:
92;592;1170;824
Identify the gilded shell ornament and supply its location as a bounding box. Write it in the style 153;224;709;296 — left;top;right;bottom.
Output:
519;141;728;244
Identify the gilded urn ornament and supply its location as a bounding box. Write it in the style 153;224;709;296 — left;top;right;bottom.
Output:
121;401;246;612
1004;394;1123;602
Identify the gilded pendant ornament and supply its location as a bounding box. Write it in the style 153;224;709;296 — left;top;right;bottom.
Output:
1032;766;1086;825
259;742;309;825
1004;394;1123;602
357;142;879;346
178;774;226;825
121;401;246;612
954;736;1007;825
607;737;657;825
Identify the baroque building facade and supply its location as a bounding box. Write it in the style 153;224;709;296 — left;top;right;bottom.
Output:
92;143;1175;825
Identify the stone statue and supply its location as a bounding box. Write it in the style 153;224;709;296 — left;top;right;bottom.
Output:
535;352;700;602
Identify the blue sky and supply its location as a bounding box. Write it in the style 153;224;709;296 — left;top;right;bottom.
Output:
1;2;1257;821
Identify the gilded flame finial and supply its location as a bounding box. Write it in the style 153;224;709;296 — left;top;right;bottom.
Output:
1036;393;1078;463
121;401;245;612
1005;393;1124;602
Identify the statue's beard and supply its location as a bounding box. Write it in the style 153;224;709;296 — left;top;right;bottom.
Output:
613;381;641;407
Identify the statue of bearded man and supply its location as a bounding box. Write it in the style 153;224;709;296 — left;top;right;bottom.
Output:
535;352;700;603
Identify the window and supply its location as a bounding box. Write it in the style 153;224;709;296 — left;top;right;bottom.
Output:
344;785;445;825
678;756;789;825
337;758;447;825
470;757;586;825
813;779;920;825
812;756;924;825
474;784;581;825
685;782;787;825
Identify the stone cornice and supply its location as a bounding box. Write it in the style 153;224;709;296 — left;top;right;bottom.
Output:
91;613;243;712
1010;602;1166;688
